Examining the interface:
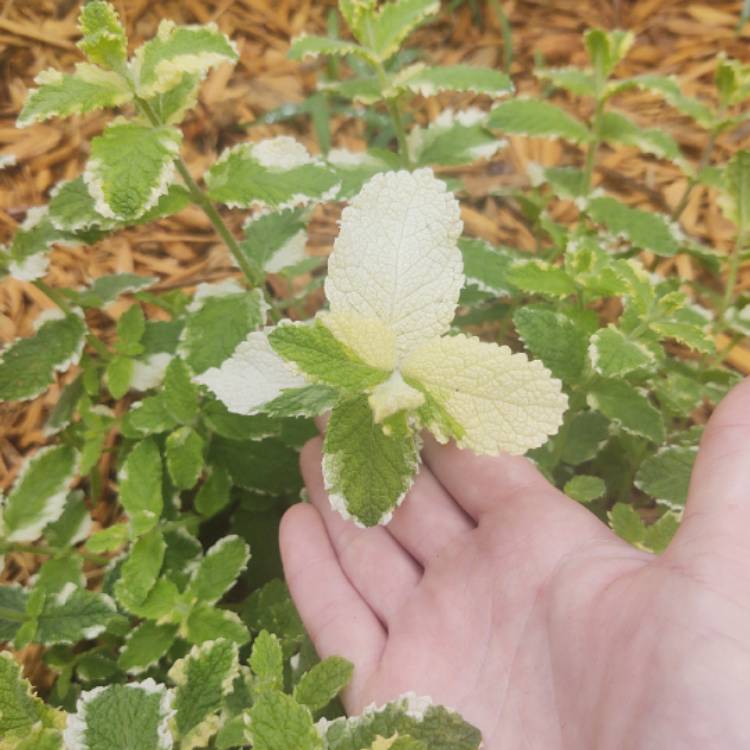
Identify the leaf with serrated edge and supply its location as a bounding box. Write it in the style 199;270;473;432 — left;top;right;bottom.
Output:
249;690;321;750
366;0;440;62
599;110;684;165
78;1;128;69
63;679;174;750
188;535;250;603
118;438;163;536
165;426;204;490
114;528;165;612
118;621;179;674
293;656;353;712
133;20;238;97
17;64;131;127
402;334;567;455
608;503;645;546
2;445;78;543
488;99;591;144
289;33;372;61
564;475;606;503
325;169;463;359
262;384;339;418
587;379;665;444
185;604;250;645
169;639;239;743
588;326;655;377
395;64;512;98
84;121;182;221
635;445;696;509
250;630;284;694
0;313;86;401
34;583;116;644
323;397;419;527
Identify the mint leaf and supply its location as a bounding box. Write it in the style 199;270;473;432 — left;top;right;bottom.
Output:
72;272;158;307
85;122;182;221
262;384;339;418
608;502;646;546
635;445;696;509
599;110;683;164
86;523;129;553
536;66;596;97
106;355;133;398
559;410;610;465
114;528;165;612
364;0;439;62
250;630;284;694
721;149;750;232
642;511;680;553
323;397;419;526
44;491;91;548
564;475;606;503
240;208;308;275
588;326;655;378
119;438;163;536
0;313;86;401
188;535;250;603
396;64;512;97
63;679;174;750
118;621;179;674
459;238;517;295
78;1;128;69
289;34;371;61
588;379;665;444
48;176;117;232
293;656;353;712
34;585;116;645
488;99;590;143
165;426;204;490
506;259;576;297
584;28;633;80
185;604;250;645
195;465;232;518
626;74;714;128
249;690;321;750
162;358;200;424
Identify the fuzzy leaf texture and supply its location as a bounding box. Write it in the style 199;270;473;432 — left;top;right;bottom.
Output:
77;1;128;69
394;64;513;98
488;99;591;144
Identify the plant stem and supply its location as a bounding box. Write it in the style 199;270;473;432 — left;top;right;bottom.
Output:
32;279;74;315
0;541;109;566
670;129;719;222
134;96;263;287
583;98;605;192
717;230;747;328
385;96;413;169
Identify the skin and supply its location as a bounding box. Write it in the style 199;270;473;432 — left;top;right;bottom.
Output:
280;377;750;749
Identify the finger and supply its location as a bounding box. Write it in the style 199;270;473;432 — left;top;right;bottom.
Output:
421;433;555;521
279;503;385;695
301;438;422;624
386;462;474;567
672;376;750;553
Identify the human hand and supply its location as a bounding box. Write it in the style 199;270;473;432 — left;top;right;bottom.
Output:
280;378;750;749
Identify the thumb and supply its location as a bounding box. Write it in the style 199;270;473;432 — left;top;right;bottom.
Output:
671;376;750;554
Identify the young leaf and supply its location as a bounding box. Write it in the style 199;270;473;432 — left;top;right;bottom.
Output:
513;305;590;385
17;64;131;127
117;621;179;674
488;99;591;144
63;679;174;750
187;535;250;603
564;475;606;503
48;177;118;232
293;656;353;712
268;319;391;392
249;691;321;750
194;466;232;518
114;528;165;612
33;584;116;644
144;72;201;125
536;67;597;97
635;445;697;509
240;209;308;275
84;122;182;221
205;136;339;211
323;397;419;527
118;438;163;536
106;355;133;399
586;196;680;257
588;326;655;378
588;379;665;444
77;1;128;70
395;64;513;98
2;445;78;543
44;491;92;548
115;303;146;355
459;238;518;295
506;259;576;297
179;286;266;374
598;110;683;164
721;149;750;233
165;426;205;490
133;20;238;96
608;503;645;546
584;28;634;81
559;410;610;465
185;603;250;645
364;0;440;62
86;523;129;553
262;384;340;418
250;630;284;694
169;639;240;742
162;358;200;424
642;511;680;554
289;34;372;62
0;313;86;401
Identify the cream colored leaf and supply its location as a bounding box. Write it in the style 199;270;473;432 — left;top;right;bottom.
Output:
319;312;397;371
194;331;306;415
402;334;567;454
368;371;424;423
325;169;464;359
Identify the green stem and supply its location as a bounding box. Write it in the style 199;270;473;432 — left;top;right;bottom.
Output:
134;96;263;287
0;607;26;623
717;230;747;328
0;542;109;566
583;98;605;192
385;96;413;169
32;279;74;315
670;126;720;222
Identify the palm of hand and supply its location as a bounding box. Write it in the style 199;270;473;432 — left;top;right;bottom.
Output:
281;379;750;749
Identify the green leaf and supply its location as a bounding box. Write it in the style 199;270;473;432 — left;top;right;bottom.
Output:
559;410;610;465
488;99;590;144
262;384;340;418
249;691;321;750
117;621;179;674
642;511;680;554
121;395;178;437
269;319;389;392
320;694;482;750
624;74;714;127
34;584;116;644
0;652;61;744
114;528;165;612
599;110;683;164
188;535;250;603
250;630;284;694
243;579;305;644
395;64;513;98
85;122;182;221
240;209;308;275
205;138;339;211
542;166;588;199
16;727;64;750
536;66;596;97
506;259;576;297
323;397;419;526
165;426;205;490
106;355;133;399
48;176;117;233
584;28;633;81
635;445;696;509
78;1;128;69
86;523;129;553
170;639;240;742
721;149;750;233
179;287;265;374
364;0;439;62
159;360;197;425
145;72;201;125
588;379;665;444
33;556;84;594
588;326;655;378
185;603;250;645
459;238;517;295
195;466;232;518
608;503;645;546
133;20;238;96
513;305;589;384
71;271;158;307
649;319;714;354
202;397;280;440
289;34;371;61
0;313;86;401
17;64;131;127
2;445;78;543
116;303;146;354
293;656;353;712
119;438;163;536
63;680;174;750
586;196;680;257
44;491;91;548
564;475;606;503
0;586;27;643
